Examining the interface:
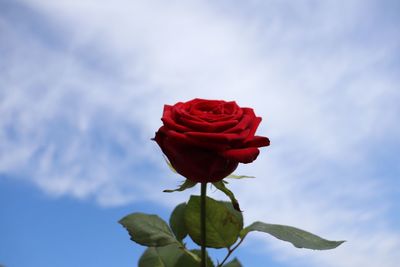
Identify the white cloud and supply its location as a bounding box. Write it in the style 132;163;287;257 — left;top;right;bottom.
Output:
1;0;400;266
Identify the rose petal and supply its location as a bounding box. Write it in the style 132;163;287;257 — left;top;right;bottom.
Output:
197;113;235;122
245;136;270;147
173;102;207;123
161;116;191;132
154;123;239;182
162;106;192;132
244;116;262;141
191;108;234;122
224;114;252;133
179;116;239;132
185;99;241;122
191;99;224;112
222;147;260;163
167;130;230;151
242;107;256;117
175;107;207;122
186;130;249;143
162;140;238;182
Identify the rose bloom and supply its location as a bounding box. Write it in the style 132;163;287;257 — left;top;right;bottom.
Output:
153;98;270;183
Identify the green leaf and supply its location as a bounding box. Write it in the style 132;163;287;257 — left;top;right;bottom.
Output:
212;181;241;211
139;245;213;267
240;222;345;250
163;179;197;193
119;213;178;247
222;201;243;231
176;249;215;267
169;203;188;241
181;249;201;263
223;258;243;267
139;244;184;267
185;196;242;248
226;174;255;179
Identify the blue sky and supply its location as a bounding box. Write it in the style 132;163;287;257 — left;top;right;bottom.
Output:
1;0;400;266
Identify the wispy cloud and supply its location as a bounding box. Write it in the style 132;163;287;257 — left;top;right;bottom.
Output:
1;0;400;266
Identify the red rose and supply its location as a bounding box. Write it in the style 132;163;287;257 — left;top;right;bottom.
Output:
153;98;270;183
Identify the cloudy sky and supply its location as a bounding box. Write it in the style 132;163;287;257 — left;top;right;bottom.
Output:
1;0;399;266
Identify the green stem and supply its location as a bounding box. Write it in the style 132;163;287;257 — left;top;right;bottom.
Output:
217;237;245;266
201;182;207;267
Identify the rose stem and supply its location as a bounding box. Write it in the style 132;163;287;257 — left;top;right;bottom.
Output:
200;182;207;267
